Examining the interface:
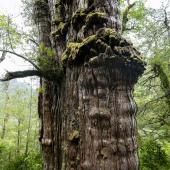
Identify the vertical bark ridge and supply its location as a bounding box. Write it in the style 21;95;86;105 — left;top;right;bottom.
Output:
34;0;62;169
63;64;140;170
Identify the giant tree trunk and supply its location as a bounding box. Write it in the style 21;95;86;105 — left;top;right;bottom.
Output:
34;0;145;169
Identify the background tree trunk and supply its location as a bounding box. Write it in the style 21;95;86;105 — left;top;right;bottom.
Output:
1;82;9;139
34;0;145;169
16;119;21;156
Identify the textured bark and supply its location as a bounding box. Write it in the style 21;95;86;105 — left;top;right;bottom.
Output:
34;1;60;169
33;0;145;169
63;65;140;170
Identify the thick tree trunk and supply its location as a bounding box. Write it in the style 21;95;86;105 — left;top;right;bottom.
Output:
63;66;139;170
34;0;145;169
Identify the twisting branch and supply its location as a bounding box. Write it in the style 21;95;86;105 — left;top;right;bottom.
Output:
0;49;40;71
163;9;170;39
0;51;7;62
122;2;136;33
0;70;41;81
153;64;170;106
138;93;169;115
7;16;14;52
29;38;39;46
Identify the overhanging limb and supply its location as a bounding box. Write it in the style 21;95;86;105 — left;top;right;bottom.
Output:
0;70;41;81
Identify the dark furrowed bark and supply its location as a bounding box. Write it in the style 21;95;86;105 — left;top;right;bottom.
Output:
62;65;139;170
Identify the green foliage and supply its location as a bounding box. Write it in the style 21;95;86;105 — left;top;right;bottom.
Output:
140;138;169;170
3;153;42;170
4;155;29;170
0;15;21;49
37;42;63;81
128;1;146;20
0;81;42;170
37;42;56;69
129;1;170;169
25;152;42;170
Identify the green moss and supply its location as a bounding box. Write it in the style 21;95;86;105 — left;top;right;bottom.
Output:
84;12;108;31
71;9;87;30
96;28;121;46
72;11;108;32
62;28;119;64
52;18;63;26
68;130;79;141
37;87;45;94
52;9;108;36
62;42;80;61
62;27;145;73
62;35;96;62
51;22;68;39
55;0;65;22
97;28;117;37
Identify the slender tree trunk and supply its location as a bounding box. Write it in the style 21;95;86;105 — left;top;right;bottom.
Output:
1;114;9;139
33;0;145;169
25;79;33;156
17;119;21;156
34;1;62;169
1;83;9;139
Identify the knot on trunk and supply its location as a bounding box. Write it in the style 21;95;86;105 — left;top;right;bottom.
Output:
41;138;52;146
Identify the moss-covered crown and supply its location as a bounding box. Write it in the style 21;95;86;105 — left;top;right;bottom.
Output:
62;28;145;76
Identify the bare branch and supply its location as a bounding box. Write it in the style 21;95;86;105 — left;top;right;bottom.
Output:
29;38;39;46
0;51;7;63
0;49;40;71
0;70;41;81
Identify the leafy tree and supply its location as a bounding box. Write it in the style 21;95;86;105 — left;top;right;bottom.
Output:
140;138;169;170
0;15;21;50
0;80;42;170
125;1;170;169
